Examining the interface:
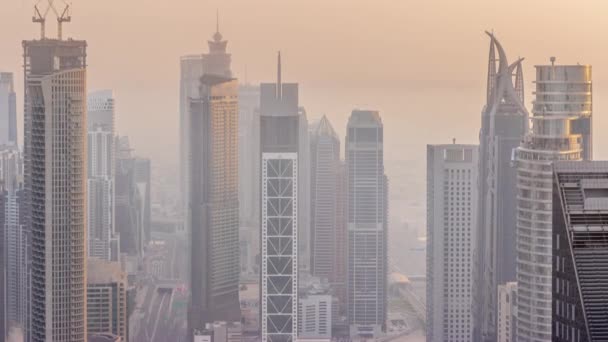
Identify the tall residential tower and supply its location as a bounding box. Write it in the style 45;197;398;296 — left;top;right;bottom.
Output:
427;143;479;342
515;60;590;341
24;6;88;341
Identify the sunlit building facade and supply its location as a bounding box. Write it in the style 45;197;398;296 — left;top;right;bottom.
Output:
179;19;232;217
24;37;88;342
188;74;241;332
515;61;590;341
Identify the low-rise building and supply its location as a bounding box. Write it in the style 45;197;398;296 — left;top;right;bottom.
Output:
87;260;128;341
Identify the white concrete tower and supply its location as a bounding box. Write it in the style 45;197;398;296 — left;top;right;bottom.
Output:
427;143;479;342
514;59;589;341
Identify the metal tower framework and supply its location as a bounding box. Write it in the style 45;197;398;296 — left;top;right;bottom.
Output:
33;0;71;40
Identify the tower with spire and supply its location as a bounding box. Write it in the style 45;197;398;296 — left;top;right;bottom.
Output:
203;11;232;77
180;11;232;221
474;31;528;342
259;52;301;342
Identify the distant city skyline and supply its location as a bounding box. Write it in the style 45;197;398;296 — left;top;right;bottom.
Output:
4;2;608;341
4;1;608;167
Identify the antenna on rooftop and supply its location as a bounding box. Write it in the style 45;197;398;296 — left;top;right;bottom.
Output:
32;0;71;40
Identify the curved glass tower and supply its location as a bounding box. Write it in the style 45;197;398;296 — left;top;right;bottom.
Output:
515;61;591;341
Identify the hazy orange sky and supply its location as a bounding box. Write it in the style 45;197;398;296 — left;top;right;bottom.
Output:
1;0;607;166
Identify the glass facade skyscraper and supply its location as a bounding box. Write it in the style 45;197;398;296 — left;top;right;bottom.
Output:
346;110;387;338
188;74;241;330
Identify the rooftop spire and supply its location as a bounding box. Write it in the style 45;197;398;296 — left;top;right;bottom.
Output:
212;9;223;42
277;51;282;99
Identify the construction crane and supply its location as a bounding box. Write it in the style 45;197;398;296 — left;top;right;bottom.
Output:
32;0;72;40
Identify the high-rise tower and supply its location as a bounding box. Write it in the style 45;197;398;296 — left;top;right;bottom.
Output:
260;53;300;342
310;116;342;287
114;136;145;259
427;143;479;342
515;60;590;341
180;13;232;219
552;161;608;342
0;73;17;146
1;147;29;341
238;84;261;275
24;3;88;341
188;73;241;332
346;110;387;338
475;32;528;341
87;90;116;261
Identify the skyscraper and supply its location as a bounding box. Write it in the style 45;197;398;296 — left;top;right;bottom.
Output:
179;14;232;217
1;147;29;341
515;60;589;341
179;54;203;214
188;73;241;331
24;6;88;340
0;72;17;146
475;32;528;341
86;260;128;341
260;53;300;342
309;116;341;286
298;108;312;274
238;84;261;276
114;136;144;258
0;186;5;341
134;158;151;243
88;90;116;261
335;161;348;314
238;85;260;225
346;110;387;338
552;161;608;342
427;143;479;342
